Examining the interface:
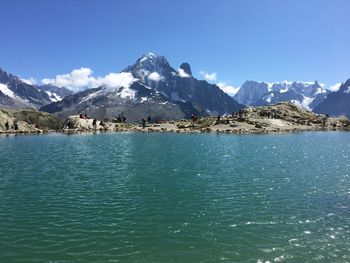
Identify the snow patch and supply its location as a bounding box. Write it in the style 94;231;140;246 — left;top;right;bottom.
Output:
290;99;312;111
265;93;274;103
117;87;136;99
140;97;148;103
79;90;102;104
279;88;288;93
46;91;62;102
21;77;37;85
139;82;152;90
0;83;15;99
301;96;314;110
267;82;274;91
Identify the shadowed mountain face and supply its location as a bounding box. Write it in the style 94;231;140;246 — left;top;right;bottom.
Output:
0;68;52;109
234;80;329;110
314;79;350;119
41;53;243;122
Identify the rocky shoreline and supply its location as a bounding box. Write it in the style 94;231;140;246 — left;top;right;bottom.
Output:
1;103;349;135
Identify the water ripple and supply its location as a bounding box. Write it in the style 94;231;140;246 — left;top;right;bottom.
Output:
0;132;350;262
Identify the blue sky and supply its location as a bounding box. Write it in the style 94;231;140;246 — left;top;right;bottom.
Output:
0;0;349;90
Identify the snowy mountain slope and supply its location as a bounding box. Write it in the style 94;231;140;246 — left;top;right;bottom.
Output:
234;80;329;110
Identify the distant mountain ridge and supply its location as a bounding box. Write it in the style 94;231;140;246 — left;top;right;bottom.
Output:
0;67;51;109
314;79;350;119
234;80;329;110
0;67;72;109
41;53;243;121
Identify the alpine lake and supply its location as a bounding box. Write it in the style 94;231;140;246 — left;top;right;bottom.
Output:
0;131;349;262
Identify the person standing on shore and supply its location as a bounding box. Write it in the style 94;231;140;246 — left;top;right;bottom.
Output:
5;121;9;131
13;120;19;131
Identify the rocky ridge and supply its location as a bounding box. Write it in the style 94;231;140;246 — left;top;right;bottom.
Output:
37;102;350;135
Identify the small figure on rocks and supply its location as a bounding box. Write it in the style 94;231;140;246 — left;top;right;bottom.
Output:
13;120;19;131
66;120;72;129
5;121;9;131
122;116;126;123
147;115;152;124
191;114;198;123
142;118;146;129
92;119;97;129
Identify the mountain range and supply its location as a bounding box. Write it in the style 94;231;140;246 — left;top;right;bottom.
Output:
0;67;72;109
314;79;350;119
234;80;329;110
41;53;243;121
0;53;349;121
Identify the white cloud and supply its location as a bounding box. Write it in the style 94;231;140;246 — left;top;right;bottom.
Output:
217;82;240;97
329;83;342;92
42;67;136;92
178;68;191;78
199;71;217;82
98;72;136;91
147;72;163;81
21;77;37;85
42;67;96;92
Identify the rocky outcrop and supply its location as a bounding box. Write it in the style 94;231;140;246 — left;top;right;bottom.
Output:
0;109;64;133
60;102;350;135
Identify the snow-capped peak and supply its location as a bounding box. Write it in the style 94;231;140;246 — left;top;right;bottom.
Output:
140;52;157;61
123;52;175;81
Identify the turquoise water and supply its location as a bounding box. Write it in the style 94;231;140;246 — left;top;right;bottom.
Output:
0;132;350;263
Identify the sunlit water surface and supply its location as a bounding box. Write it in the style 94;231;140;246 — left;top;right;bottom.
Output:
0;132;350;262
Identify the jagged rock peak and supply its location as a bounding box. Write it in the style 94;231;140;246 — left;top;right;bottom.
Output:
136;52;169;66
123;52;175;79
179;63;192;76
